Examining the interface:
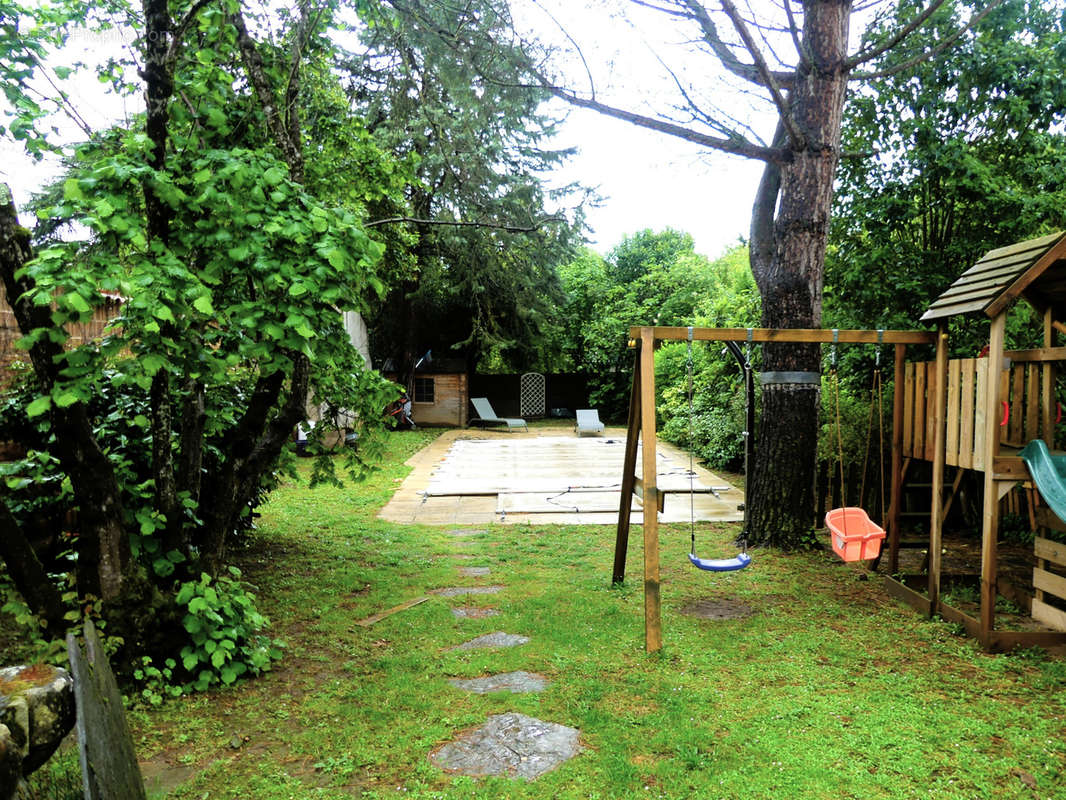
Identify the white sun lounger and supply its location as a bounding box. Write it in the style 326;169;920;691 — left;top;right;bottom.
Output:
469;397;527;431
575;409;605;436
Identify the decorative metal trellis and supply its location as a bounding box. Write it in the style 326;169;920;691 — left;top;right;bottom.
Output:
519;372;546;418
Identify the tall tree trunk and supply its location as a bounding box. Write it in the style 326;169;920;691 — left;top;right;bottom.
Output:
0;188;136;601
747;0;850;548
0;502;67;635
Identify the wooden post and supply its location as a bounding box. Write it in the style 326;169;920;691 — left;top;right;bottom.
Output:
980;314;1007;646
928;324;949;614
613;355;642;584
889;343;906;574
1043;309;1054;445
639;327;663;653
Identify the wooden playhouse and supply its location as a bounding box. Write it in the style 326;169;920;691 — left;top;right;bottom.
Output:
885;231;1066;651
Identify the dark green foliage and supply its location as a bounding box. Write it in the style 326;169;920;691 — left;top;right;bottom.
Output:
0;0;400;689
349;0;583;376
555;234;760;472
829;0;1066;358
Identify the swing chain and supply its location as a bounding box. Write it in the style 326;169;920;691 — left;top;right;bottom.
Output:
687;327;696;555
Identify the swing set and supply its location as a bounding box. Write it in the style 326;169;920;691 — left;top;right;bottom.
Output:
612;325;935;653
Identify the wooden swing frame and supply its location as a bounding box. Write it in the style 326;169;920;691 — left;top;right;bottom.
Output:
613;326;936;653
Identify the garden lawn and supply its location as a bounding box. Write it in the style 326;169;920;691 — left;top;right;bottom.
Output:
129;429;1066;799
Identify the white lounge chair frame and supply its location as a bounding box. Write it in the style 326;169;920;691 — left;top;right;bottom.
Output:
469;397;527;431
575;409;605;436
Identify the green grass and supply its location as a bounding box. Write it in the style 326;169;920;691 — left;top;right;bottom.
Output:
62;429;1066;797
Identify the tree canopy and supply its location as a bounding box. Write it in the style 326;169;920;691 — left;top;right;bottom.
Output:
0;0;401;681
828;0;1066;356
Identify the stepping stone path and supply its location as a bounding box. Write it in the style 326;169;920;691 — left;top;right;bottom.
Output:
430;713;580;780
428;526;580;781
432;585;502;597
448;671;549;695
450;607;500;619
450;632;528;651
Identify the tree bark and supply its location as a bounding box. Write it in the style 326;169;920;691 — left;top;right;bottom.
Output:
0;501;67;635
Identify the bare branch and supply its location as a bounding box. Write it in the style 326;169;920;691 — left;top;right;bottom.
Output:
24;70;93;138
844;0;950;70
365;215;565;232
851;0;1006;81
719;0;803;148
677;0;793;89
547;84;784;162
629;0;696;19
782;0;807;68
526;1;597;98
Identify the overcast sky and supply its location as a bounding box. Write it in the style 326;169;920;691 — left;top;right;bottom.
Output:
549;104;763;259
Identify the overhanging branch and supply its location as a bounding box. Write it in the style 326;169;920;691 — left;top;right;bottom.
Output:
365;215;565;232
548;86;784;163
719;0;803;148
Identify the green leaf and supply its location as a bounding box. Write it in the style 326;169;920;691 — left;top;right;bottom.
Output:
66;292;90;314
153;305;175;323
52;390;79;408
325;248;346;269
62;178;84;202
263;166;285;185
25;396;51;417
193;295;214;314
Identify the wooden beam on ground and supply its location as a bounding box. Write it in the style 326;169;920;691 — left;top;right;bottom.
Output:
639;328;663;653
627;326;937;345
353;596;430;627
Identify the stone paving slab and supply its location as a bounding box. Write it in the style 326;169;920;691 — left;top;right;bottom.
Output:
431;585;502;597
448;671;549;694
430;712;580;779
450;607;500;619
458;566;491;577
450;632;528;651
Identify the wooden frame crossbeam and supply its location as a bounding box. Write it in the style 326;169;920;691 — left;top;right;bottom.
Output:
628;326;937;345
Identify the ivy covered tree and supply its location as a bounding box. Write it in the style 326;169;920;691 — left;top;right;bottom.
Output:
0;0;399;680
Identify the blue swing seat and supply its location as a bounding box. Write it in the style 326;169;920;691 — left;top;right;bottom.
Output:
688;551;752;572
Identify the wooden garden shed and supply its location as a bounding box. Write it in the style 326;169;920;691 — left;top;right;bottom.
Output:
383;358;469;427
886;231;1066;651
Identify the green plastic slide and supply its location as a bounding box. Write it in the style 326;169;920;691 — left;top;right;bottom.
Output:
1019;440;1066;525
